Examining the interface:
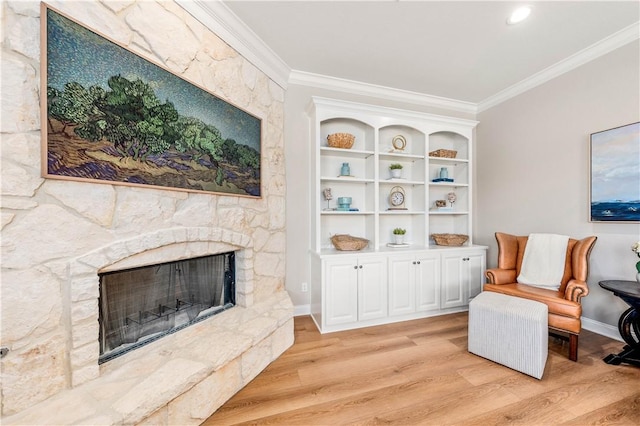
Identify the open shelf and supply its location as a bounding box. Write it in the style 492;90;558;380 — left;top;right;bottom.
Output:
311;97;477;251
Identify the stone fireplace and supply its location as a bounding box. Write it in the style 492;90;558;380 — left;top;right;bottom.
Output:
2;227;293;425
1;1;291;424
68;227;260;388
98;251;237;363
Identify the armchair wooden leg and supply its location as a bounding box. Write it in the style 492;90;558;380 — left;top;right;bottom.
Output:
569;334;578;362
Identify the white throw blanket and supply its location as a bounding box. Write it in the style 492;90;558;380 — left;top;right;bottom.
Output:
517;233;569;290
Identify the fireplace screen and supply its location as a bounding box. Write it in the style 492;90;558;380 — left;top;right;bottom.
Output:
98;252;235;363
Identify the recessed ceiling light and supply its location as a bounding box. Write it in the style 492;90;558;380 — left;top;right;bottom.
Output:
507;6;532;25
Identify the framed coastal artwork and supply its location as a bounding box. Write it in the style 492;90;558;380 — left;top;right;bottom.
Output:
41;4;262;197
590;122;640;222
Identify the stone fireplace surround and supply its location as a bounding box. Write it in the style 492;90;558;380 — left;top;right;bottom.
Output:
1;1;291;422
3;226;294;425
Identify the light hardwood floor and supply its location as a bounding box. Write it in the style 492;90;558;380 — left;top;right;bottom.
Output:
203;313;640;425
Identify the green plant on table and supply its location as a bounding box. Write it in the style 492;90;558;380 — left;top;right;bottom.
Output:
393;228;406;235
632;241;640;272
389;163;403;170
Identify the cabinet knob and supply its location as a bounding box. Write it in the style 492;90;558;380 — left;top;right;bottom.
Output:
463;257;470;261
417;261;421;264
359;265;363;269
412;261;416;265
354;265;358;269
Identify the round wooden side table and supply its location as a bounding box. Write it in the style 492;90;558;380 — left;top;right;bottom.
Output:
598;280;640;367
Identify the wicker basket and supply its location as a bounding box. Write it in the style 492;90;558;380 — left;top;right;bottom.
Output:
331;234;369;251
431;233;468;246
429;149;457;158
327;133;355;149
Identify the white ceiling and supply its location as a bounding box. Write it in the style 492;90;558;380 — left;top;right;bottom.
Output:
218;1;639;108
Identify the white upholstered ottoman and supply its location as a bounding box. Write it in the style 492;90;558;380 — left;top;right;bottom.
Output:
468;291;548;379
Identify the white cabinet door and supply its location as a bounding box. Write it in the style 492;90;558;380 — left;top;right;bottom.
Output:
441;250;486;308
388;252;441;316
324;258;359;326
388;255;416;316
358;256;388;321
464;251;486;302
415;252;441;312
441;253;466;309
324;256;388;326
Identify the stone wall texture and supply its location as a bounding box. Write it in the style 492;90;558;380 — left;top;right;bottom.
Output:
0;0;289;419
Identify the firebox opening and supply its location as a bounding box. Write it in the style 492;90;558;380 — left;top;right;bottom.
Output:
98;251;236;364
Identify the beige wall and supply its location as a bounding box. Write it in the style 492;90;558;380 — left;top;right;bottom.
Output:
476;40;640;328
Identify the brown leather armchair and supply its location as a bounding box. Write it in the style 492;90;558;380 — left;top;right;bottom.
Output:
484;232;597;361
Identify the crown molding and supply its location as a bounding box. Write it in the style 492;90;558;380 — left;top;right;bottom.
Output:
175;1;637;115
290;70;478;115
175;0;474;113
478;21;640;113
175;0;290;89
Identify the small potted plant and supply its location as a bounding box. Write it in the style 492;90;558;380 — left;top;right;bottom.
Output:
632;241;640;283
392;228;406;244
389;163;403;179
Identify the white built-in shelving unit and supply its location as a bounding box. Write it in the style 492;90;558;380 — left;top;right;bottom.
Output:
308;97;487;333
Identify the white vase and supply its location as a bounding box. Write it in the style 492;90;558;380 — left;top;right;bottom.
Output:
394;234;404;244
390;169;402;179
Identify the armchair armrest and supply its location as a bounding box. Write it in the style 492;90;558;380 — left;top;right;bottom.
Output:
571;236;597;282
565;279;589;303
485;268;517;284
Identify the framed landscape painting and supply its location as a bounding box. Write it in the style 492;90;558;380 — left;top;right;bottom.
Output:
590;122;640;222
41;4;262;197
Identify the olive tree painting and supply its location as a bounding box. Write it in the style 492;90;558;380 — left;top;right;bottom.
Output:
41;5;262;197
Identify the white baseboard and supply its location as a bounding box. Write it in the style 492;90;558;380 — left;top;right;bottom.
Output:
292;305;624;343
294;304;311;317
581;316;623;342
